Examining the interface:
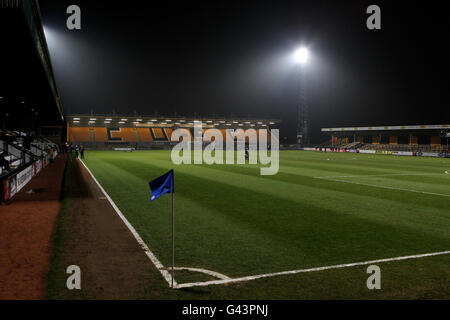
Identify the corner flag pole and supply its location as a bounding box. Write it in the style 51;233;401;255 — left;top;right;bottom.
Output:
171;191;175;288
148;169;175;288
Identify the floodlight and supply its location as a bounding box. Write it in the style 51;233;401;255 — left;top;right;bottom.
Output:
294;47;309;64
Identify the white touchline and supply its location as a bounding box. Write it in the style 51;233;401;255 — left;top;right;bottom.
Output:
318;176;450;198
175;250;450;289
79;159;176;287
79;159;230;286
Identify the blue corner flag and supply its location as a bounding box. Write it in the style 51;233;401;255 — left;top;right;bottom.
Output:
149;169;174;202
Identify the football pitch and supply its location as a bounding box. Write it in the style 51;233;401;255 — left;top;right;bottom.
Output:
75;150;450;299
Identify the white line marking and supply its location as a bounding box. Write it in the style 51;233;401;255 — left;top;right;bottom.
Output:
317;176;450;198
79;159;231;287
172;267;230;280
79;159;176;287
175;250;450;289
315;173;444;179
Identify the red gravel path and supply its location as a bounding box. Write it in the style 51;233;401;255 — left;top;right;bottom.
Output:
0;155;67;300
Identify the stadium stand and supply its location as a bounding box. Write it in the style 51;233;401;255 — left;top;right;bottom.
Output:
1;129;61;204
94;127;108;142
320;124;450;157
359;143;444;153
342;141;363;149
136;128;154;142
70;127;91;143
0;0;65;203
164;128;173;141
151;128;168;141
66;115;280;150
118;128;138;142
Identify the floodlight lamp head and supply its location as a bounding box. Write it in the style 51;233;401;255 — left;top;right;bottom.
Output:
294;47;309;64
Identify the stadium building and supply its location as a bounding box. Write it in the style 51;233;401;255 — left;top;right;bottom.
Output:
0;0;64;203
320;124;450;157
66;115;281;149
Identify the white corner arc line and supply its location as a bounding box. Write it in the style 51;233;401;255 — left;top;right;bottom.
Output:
79;159;176;287
317;177;450;198
174;267;230;280
175;250;450;289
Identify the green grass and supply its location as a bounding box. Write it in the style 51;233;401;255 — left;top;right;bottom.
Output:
58;151;450;299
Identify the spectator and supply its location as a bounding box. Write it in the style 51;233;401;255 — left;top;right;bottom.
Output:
0;152;11;171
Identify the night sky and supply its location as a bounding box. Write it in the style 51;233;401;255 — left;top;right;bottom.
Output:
39;0;449;143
